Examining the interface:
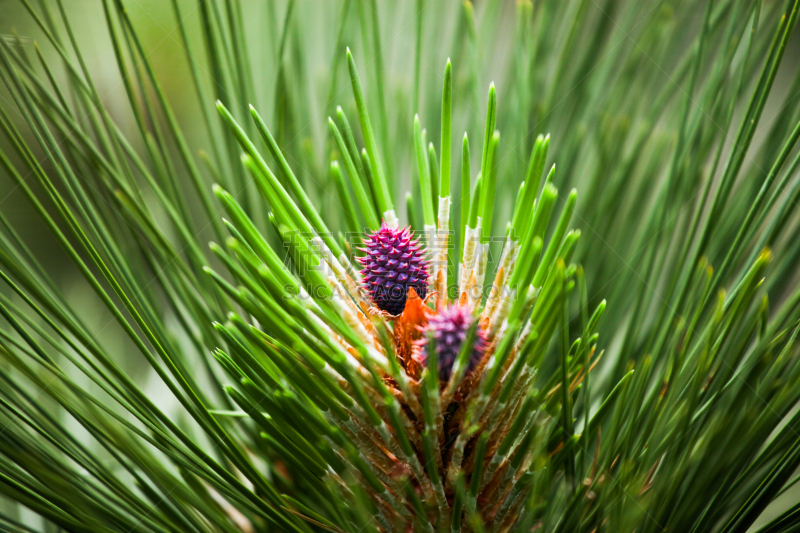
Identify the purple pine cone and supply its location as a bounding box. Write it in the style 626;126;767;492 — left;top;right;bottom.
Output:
419;304;488;383
358;221;429;315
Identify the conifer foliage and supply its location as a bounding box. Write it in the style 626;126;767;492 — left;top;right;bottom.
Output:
1;0;800;532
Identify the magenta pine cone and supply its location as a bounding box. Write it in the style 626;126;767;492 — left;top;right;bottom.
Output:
358;221;429;315
419;304;488;383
